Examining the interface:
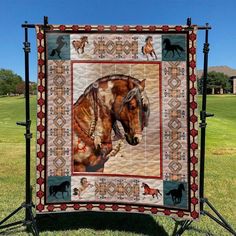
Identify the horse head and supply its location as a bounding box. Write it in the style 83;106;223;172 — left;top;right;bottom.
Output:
145;36;153;43
114;78;150;146
65;181;70;188
178;183;185;191
81;36;89;44
141;182;149;188
163;38;171;46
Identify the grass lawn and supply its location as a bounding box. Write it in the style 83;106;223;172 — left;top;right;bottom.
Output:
0;95;235;235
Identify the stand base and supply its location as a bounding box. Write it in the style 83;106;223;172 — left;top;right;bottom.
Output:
172;198;236;235
0;202;39;236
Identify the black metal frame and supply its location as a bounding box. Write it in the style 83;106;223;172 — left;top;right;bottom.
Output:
173;18;236;236
0;21;39;236
0;17;235;236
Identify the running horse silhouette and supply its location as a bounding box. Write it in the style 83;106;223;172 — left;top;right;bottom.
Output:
142;36;157;60
72;36;88;54
49;181;70;199
163;38;185;58
142;183;162;199
166;183;185;205
73;74;150;172
50;35;67;59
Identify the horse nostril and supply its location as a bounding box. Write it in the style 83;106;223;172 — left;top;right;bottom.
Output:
134;137;139;144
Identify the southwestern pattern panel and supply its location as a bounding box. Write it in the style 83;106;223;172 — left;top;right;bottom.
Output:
36;24;199;220
162;61;188;182
47;60;72;177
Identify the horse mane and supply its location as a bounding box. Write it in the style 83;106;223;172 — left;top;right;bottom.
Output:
74;74;142;106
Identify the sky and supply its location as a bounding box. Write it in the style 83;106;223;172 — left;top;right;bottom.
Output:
0;0;235;82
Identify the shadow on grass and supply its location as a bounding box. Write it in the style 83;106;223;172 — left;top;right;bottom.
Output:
37;211;169;235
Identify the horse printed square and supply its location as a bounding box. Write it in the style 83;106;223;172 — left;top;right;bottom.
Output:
163;181;188;209
47;34;71;60
71;176;96;201
138;35;162;61
140;180;163;205
162;35;187;61
47;176;71;203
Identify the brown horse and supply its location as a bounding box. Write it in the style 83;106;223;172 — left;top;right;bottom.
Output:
72;36;88;54
142;182;162;199
142;36;157;60
73;74;150;172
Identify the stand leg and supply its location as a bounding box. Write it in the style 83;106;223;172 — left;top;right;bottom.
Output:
171;199;236;236
201;198;236;235
172;220;193;236
0;205;24;226
25;204;39;236
0;202;38;236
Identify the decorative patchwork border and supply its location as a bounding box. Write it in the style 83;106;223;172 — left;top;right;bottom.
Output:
36;24;199;220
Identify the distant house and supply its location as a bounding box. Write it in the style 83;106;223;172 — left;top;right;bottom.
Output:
230;76;236;94
197;66;236;94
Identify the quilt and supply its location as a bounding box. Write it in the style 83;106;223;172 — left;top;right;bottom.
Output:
36;24;199;220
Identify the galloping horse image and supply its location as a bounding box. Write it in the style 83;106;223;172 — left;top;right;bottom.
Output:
142;183;162;199
163;38;185;58
73;74;150;172
50;36;67;59
49;181;70;199
142;36;157;60
72;36;88;54
166;183;185;205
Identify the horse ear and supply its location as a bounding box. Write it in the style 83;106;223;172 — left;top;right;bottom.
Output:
140;79;146;90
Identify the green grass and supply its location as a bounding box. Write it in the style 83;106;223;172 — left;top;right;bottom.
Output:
0;95;235;236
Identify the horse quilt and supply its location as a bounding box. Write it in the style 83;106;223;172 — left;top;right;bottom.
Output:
36;24;199;220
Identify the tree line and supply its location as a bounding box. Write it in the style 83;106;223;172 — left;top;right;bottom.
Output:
198;71;232;94
0;69;36;95
0;68;233;96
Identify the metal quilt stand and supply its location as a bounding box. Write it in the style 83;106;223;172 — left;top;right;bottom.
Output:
0;18;48;236
172;19;236;236
0;17;235;236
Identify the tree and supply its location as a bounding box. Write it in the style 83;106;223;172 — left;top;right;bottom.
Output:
30;82;37;95
16;81;25;94
0;69;23;95
0;79;10;95
197;71;232;94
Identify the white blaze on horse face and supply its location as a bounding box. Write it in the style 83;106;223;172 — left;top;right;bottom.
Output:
98;81;114;109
